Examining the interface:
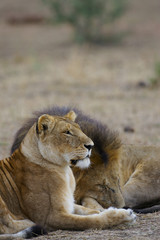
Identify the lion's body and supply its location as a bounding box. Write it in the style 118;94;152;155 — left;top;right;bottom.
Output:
10;107;160;214
120;145;160;210
0;111;135;239
74;144;160;212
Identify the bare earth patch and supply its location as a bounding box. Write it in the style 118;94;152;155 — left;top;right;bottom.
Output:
0;0;160;239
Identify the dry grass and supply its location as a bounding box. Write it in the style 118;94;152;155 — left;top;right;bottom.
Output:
0;0;160;239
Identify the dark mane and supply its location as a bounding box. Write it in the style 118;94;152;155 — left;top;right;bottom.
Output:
11;106;121;164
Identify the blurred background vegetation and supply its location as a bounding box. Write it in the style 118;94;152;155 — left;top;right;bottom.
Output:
42;0;127;43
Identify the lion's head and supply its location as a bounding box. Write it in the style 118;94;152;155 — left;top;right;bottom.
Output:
34;111;94;168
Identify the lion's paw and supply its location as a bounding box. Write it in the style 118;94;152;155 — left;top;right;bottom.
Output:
89;209;100;214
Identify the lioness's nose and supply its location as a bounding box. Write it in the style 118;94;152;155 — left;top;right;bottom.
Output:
84;144;93;151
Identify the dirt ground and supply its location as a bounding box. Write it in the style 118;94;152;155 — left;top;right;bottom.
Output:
0;0;160;239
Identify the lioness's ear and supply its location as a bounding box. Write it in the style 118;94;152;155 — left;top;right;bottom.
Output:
36;114;54;134
65;111;77;122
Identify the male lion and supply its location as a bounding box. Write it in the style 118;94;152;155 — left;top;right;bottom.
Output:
11;106;160;214
0;111;135;239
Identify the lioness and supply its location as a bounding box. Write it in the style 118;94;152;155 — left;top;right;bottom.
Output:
0;111;135;239
11;106;160;214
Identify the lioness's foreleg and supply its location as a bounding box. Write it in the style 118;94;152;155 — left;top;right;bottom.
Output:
47;208;136;230
81;197;104;211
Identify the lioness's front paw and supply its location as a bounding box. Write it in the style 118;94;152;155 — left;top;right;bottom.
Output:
103;207;136;227
122;208;136;223
112;208;136;224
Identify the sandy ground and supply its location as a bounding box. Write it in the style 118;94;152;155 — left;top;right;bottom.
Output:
0;0;160;239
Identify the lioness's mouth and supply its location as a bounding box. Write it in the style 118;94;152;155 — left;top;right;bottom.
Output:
71;159;79;165
70;154;90;166
70;159;85;165
70;155;90;169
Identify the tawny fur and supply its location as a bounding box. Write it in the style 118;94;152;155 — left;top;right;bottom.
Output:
0;111;136;239
120;144;160;211
10;106;160;213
